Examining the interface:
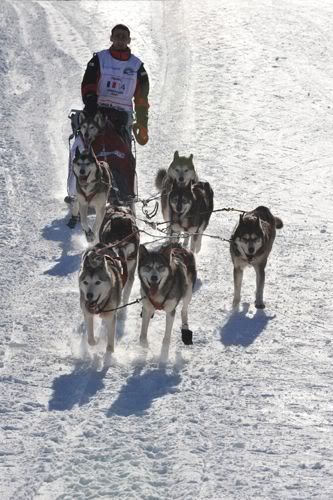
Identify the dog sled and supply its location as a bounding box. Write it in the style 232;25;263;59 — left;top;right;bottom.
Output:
66;109;138;208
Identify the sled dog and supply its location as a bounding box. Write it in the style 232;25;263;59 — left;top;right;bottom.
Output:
71;147;112;242
155;151;199;192
77;110;106;146
162;181;214;253
138;243;197;348
99;204;140;311
79;244;123;353
66;111;107;206
230;206;283;309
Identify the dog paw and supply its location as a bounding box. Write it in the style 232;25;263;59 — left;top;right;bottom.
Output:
67;215;79;229
104;351;113;367
255;302;265;309
85;230;95;242
87;337;96;346
181;328;193;345
232;297;240;308
139;337;148;348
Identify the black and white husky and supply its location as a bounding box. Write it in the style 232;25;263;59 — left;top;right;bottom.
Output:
230;206;283;309
79;245;123;353
138;243;197;349
162;181;214;253
77;110;106;145
70;147;112;242
66;111;107;202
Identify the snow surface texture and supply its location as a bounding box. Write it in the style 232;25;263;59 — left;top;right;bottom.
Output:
1;0;333;499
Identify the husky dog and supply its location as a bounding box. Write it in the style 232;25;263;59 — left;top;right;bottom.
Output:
66;111;108;206
99;204;139;311
70;147;112;242
138;243;197;348
230;206;283;309
163;180;214;253
155;151;199;192
79;244;124;353
77;110;106;146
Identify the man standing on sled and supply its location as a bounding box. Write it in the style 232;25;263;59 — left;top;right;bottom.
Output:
81;23;149;148
64;24;149;207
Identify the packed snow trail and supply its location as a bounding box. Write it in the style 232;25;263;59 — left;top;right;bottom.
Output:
0;1;333;499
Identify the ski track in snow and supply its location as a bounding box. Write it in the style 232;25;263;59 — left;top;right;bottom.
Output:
0;0;333;499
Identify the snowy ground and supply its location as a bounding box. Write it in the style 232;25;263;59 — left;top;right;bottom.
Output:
1;0;333;498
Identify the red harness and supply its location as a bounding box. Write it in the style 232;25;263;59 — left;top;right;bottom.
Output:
147;294;165;311
82;191;96;203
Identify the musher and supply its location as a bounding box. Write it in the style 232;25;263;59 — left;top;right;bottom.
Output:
81;23;149;148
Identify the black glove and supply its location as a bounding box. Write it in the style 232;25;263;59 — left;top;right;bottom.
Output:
83;94;97;117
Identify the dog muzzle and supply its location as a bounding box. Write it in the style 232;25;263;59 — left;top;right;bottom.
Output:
85;296;102;313
148;281;160;296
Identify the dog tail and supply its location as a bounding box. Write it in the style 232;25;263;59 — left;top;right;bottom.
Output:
275;217;283;229
155;168;167;191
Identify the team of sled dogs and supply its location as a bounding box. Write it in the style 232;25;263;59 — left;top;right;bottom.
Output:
69;111;283;355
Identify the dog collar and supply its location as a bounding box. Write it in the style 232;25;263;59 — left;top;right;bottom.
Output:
85;295;109;315
147;292;166;311
147;274;177;311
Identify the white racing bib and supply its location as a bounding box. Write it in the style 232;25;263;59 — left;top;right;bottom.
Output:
97;50;142;111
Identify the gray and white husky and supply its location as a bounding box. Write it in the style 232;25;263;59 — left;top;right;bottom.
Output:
155;150;199;192
66;111;107;201
162;180;214;253
99;204;140;313
71;147;112;242
230;206;283;309
77;110;106;145
79;244;123;353
138;243;197;349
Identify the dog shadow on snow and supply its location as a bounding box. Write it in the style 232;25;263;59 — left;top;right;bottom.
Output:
107;356;182;417
42;217;81;276
48;362;108;411
219;303;275;347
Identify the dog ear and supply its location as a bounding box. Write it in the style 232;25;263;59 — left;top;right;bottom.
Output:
74;146;81;161
78;111;86;126
189;153;193;162
95;110;105;129
139;244;149;262
173;150;179;161
239;213;244;223
256;216;265;234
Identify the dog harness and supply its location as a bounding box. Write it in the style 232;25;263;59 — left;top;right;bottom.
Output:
146;246;190;310
77;160;110;203
147;281;175;311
